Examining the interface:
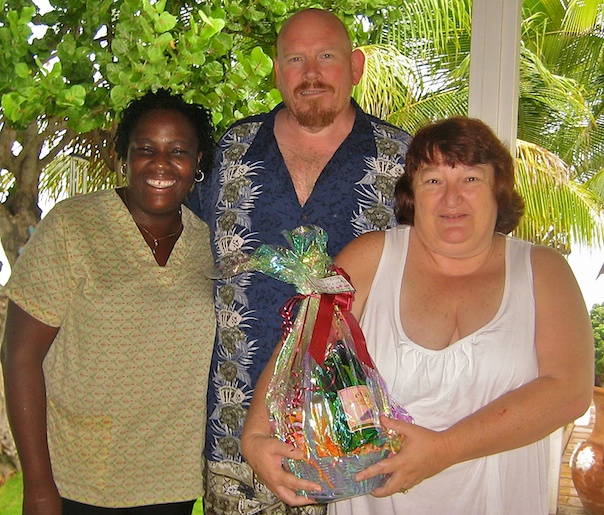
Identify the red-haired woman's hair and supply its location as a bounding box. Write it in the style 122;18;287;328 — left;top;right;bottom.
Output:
395;116;524;234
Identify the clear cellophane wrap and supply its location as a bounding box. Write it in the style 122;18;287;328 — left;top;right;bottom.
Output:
215;225;412;502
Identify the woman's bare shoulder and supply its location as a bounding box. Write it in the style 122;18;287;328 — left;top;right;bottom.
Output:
334;231;386;270
530;243;573;276
334;231;386;317
530;243;586;310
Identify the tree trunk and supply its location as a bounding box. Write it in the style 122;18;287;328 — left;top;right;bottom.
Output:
0;193;41;268
0;122;53;484
0;291;20;485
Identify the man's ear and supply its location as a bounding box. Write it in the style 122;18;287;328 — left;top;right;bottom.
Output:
273;59;282;90
351;48;365;86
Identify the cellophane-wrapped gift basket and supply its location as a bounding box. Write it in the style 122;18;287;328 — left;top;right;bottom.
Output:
218;225;412;502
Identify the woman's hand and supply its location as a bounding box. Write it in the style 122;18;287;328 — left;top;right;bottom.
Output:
356;415;453;497
242;431;322;506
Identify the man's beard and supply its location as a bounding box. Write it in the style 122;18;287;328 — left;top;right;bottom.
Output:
290;81;338;130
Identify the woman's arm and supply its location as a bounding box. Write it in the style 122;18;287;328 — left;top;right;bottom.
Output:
1;300;61;515
358;245;594;496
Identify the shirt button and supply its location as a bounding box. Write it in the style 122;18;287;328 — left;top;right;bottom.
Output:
301;213;309;221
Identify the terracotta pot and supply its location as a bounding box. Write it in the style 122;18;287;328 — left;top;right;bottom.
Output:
571;386;604;515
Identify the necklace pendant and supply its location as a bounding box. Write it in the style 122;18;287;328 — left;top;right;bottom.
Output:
123;188;183;257
138;224;182;257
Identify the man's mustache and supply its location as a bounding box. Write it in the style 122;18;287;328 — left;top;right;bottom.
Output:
294;81;335;95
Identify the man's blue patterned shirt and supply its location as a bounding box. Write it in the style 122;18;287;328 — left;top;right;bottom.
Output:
188;101;411;464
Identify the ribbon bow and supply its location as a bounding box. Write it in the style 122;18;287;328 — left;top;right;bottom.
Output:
278;267;373;369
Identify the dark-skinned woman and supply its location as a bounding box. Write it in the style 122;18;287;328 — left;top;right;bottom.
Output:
1;89;216;515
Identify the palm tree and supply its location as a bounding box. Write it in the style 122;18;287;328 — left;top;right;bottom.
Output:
353;0;604;251
4;0;603;255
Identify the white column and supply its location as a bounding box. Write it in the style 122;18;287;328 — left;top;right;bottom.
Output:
469;2;562;512
468;0;521;152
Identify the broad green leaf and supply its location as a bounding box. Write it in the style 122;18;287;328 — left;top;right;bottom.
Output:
56;85;87;108
1;92;27;122
198;10;226;40
249;46;273;77
14;63;30;79
155;12;177;33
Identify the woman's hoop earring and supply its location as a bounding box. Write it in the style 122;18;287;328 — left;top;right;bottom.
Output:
121;164;127;177
194;171;205;183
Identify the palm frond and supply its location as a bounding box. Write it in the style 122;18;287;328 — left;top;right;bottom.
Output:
381;0;473;62
387;89;469;135
353;41;469;133
518;45;598;176
353;44;422;121
514;140;604;251
40;134;116;201
586;168;604;198
0;169;15;202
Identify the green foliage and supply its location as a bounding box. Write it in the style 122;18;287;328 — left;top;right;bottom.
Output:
514;141;604;251
591;303;604;386
352;0;604;248
0;0;287;140
0;473;23;515
2;0;603;155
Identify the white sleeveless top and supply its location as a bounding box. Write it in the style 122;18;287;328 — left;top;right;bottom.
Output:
329;225;549;515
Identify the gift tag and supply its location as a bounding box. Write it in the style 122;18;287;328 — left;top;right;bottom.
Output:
309;274;355;294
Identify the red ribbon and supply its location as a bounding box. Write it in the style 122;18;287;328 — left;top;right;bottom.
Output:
308;291;373;368
278;268;375;369
279;294;306;337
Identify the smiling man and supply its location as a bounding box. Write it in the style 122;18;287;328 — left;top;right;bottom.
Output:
274;9;363;136
188;9;412;515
